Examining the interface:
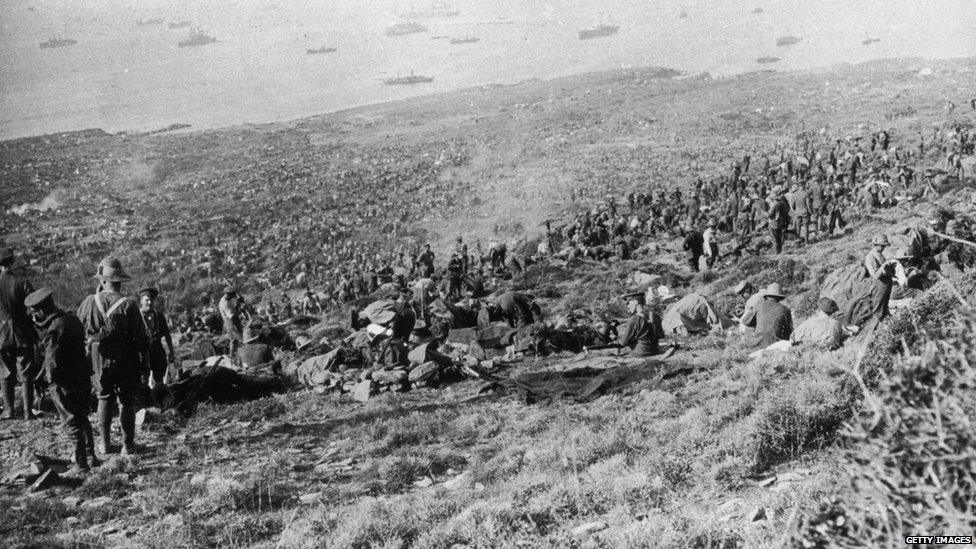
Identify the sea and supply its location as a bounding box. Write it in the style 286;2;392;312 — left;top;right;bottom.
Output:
1;0;975;141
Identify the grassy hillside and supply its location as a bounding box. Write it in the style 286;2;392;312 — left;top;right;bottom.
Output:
1;57;974;547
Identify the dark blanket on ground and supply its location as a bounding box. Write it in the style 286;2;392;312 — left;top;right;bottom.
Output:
168;365;286;415
480;364;664;403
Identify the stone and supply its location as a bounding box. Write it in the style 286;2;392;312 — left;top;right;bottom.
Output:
413;476;434;488
716;498;745;516
571;521;608;537
298;492;322;504
65;517;81;526
83;496;113;508
62;496;81;507
372;369;408;386
350;380;376;402
442;472;470;490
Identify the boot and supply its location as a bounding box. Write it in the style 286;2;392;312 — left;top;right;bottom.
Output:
69;440;90;474
83;420;100;466
22;381;35;420
0;378;15;419
119;404;136;455
97;400;113;454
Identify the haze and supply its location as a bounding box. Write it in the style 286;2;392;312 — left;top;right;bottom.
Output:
1;0;974;140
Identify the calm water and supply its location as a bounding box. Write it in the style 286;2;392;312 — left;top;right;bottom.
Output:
1;0;974;140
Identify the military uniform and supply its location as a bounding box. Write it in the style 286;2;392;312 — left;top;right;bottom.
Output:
77;258;149;454
30;290;96;469
1;256;39;419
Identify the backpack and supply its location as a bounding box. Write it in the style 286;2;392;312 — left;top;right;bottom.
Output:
89;293;136;359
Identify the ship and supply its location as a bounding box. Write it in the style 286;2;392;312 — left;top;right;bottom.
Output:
678;10;688;19
168;20;191;29
756;56;780;64
862;37;880;45
178;29;217;47
400;2;459;18
752;7;764;14
579;24;619;40
775;35;800;47
307;46;337;54
384;72;433;85
449;36;479;44
39;37;77;49
136;18;164;26
386;22;427;36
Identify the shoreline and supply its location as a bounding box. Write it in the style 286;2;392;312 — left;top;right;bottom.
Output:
4;54;972;145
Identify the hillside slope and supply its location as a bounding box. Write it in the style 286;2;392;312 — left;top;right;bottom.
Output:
1;58;974;548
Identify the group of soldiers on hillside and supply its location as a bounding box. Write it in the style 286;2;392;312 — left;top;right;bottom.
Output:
2;252;173;474
2;114;973;476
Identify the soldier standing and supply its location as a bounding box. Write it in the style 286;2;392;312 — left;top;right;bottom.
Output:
139;288;175;396
77;257;150;456
0;248;38;420
26;288;97;473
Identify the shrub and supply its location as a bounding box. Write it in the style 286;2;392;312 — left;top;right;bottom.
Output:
859;283;960;385
749;378;855;473
793;311;976;547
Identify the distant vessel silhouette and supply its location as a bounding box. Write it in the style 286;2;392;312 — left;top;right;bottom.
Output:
775;35;800;47
756;56;780;64
579;24;619;40
178;29;217;48
862;37;881;45
307;46;337;54
39;37;77;49
386;22;428;36
136;18;164;26
168;20;191;29
752;7;764;14
384;72;433;85
449;37;479;44
678;10;688;19
401;2;459;18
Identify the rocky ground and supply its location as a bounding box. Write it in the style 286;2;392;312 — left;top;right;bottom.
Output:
1;57;975;547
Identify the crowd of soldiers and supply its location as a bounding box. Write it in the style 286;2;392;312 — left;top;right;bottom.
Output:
2;113;973;477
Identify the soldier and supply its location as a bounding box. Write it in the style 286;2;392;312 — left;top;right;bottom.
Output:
26;288;97;473
139;288;175;394
218;287;244;358
615;292;665;357
0;248;39;420
767;187;791;254
77;257;150;456
863;234;897;324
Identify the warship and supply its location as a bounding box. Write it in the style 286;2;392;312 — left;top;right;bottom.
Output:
307;46;337;54
386;22;427;36
752;7;764;14
384;72;433;85
862;37;881;45
136;18;164;26
168;20;191;29
449;36;479;44
775;35;800;47
579;24;618;40
178;29;218;47
756;56;780;64
39;37;77;49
